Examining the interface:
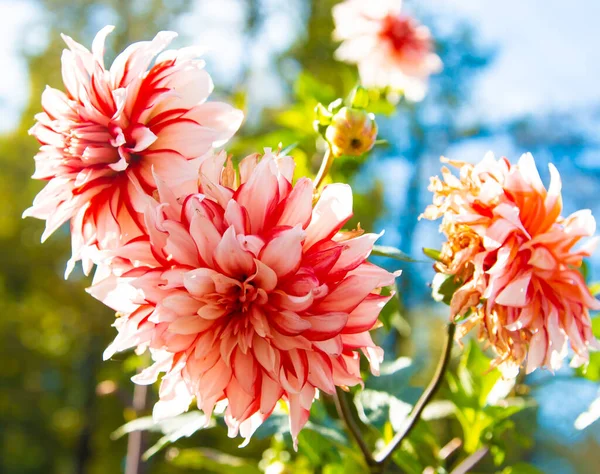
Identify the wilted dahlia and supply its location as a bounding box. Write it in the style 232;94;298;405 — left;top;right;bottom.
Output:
422;153;600;375
332;0;442;101
24;26;243;276
89;149;395;447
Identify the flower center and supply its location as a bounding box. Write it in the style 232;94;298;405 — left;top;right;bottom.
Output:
237;280;268;312
106;123;145;166
350;138;363;150
210;276;270;320
379;14;422;55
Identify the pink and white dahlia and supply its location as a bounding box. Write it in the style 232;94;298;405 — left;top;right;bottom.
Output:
89;149;396;447
422;153;600;375
333;0;441;101
24;26;243;276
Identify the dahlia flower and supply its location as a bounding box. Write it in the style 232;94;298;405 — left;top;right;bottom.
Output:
422;153;600;375
89;149;396;447
24;26;243;276
332;0;442;101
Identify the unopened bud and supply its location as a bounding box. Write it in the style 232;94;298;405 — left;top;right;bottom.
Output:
325;107;378;158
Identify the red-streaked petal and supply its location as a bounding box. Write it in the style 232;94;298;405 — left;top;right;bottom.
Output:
260;225;305;278
304;183;353;249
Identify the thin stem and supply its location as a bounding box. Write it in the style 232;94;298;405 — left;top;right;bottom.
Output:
450;446;489;474
334;387;377;468
374;323;456;466
125;383;148;474
314;145;335;191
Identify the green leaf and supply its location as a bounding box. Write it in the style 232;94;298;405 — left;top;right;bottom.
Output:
588;281;600;296
483;399;531;422
423;247;442;261
314;103;332;127
431;272;462;306
294;72;336;103
582;260;590;282
576;352;600;381
390;421;440;473
279;142;299;156
253;412;290;440
303;421;348;446
575;317;600;380
366;357;420;401
111;412;214;460
349;86;370;109
354;389;412;431
371;245;419;262
445;342;533;455
500;462;545;474
421;400;456;421
168;448;261;473
276;108;315;134
298;429;347;466
593;316;600;337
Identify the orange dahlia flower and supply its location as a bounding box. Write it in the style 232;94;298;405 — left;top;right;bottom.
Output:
423;153;600;375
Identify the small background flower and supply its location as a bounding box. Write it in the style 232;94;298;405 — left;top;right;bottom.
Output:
332;0;442;101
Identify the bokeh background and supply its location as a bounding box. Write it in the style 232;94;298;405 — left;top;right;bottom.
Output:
1;0;600;473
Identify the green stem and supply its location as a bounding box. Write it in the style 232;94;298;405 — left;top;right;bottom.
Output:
334;323;456;473
374;322;456;466
334;387;377;468
314;145;334;191
450;446;489;474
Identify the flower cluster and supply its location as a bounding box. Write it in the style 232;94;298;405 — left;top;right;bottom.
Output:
423;153;600;375
89;149;394;446
24;27;396;447
24;6;599;456
333;0;442;101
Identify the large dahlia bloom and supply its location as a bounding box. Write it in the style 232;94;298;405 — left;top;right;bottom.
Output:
332;0;442;101
89;149;395;447
422;153;600;375
24;26;243;276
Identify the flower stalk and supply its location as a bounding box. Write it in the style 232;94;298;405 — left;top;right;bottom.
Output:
334;387;377;468
125;383;148;474
374;322;456;466
334;323;456;473
314;145;335;191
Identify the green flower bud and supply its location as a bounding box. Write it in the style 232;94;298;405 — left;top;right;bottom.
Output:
325;107;378;158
